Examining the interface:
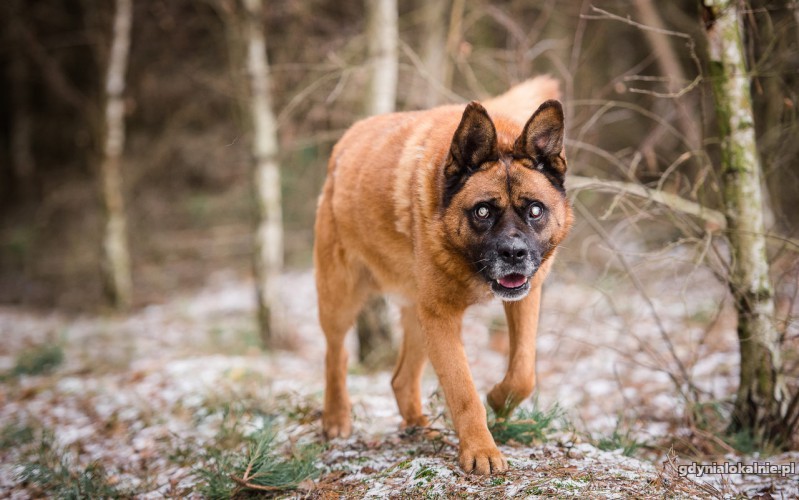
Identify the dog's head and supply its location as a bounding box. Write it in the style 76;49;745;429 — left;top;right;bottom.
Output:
442;100;573;301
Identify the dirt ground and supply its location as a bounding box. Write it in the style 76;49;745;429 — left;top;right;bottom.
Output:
1;260;798;498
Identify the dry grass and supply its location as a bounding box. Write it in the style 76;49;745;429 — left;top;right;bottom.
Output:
1;268;796;497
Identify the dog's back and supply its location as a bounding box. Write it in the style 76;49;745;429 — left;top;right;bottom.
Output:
483;75;561;125
314;76;562;298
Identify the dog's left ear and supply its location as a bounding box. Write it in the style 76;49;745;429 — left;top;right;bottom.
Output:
514;100;566;180
447;101;498;175
443;102;499;206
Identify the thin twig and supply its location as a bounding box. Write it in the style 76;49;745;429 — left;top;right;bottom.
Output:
568;175;727;230
399;40;466;103
574;199;698;403
242;459;254;483
229;475;283;491
627;75;702;99
574;99;698;156
691;427;739;455
583;6;694;41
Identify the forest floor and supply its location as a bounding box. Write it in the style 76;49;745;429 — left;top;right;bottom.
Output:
1;263;798;498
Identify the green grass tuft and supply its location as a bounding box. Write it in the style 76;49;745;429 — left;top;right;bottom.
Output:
594;427;645;457
489;401;564;445
16;431;124;498
196;426;320;497
724;428;784;456
414;465;437;481
13;344;64;376
0;422;36;450
196;447;238;499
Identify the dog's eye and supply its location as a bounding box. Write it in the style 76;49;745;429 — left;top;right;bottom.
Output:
529;202;544;220
474;205;491;220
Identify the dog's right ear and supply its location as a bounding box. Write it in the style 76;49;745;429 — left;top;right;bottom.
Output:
513;100;565;185
446;102;498;180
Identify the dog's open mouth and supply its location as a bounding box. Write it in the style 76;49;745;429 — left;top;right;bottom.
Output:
496;273;527;289
491;273;531;301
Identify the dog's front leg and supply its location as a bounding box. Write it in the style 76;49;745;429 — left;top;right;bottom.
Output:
420;303;507;474
487;284;541;417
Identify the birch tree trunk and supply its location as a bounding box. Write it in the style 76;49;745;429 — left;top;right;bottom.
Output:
100;0;133;309
241;0;284;347
366;0;398;115
407;0;449;109
704;0;790;446
356;0;399;368
443;0;465;92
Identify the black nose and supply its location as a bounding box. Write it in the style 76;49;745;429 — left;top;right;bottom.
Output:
498;240;529;265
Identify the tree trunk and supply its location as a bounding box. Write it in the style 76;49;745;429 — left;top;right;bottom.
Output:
357;298;395;369
703;0;790;446
633;0;701;152
99;0;133;310
366;0;398;115
241;0;284;347
443;0;465;92
356;0;399;367
8;0;35;199
413;0;449;108
747;0;799;232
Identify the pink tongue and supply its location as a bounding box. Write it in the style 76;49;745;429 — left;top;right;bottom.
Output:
498;274;527;289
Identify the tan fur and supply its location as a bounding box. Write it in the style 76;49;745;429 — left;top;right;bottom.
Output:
314;77;573;475
485;75;561;125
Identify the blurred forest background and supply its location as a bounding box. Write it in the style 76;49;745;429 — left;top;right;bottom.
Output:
0;0;794;306
1;0;799;495
1;0;796;311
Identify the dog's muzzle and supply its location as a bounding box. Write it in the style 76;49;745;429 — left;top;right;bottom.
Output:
477;235;541;301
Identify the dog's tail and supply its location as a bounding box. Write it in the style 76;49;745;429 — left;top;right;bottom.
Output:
484;75;561;125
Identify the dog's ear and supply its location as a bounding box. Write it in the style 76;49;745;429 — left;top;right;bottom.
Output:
447;102;498;177
514;100;566;182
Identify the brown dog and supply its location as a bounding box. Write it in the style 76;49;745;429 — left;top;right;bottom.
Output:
314;76;573;475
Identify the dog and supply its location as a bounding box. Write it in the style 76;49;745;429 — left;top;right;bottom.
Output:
313;76;573;475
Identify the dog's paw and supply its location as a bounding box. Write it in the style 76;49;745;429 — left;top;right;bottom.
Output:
487;385;515;418
488;380;533;418
322;412;352;439
458;445;507;475
400;414;430;429
400;416;442;440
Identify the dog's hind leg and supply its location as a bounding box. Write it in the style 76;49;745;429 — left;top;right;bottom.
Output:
391;305;429;429
314;200;372;438
316;258;370;439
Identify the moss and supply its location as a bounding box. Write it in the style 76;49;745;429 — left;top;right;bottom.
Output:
16;431;126;498
0;423;36;450
12;345;64;376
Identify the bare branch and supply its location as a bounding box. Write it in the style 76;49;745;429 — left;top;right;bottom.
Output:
398;41;465;103
574;199;698;403
626;74;702;99
583;5;694;41
584;5;704;107
570;99;693;152
568;175;728;231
